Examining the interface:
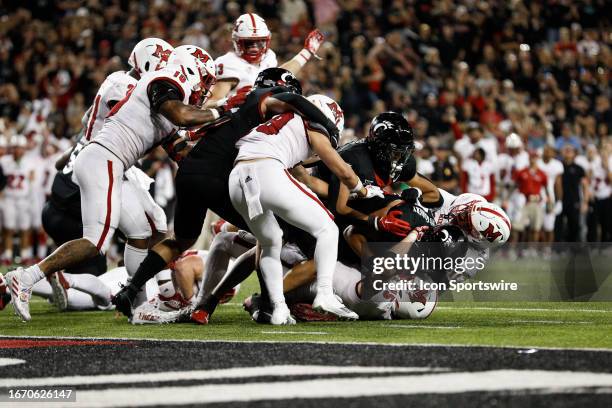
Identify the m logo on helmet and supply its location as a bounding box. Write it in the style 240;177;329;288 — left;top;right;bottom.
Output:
191;48;210;63
482;223;502;242
153;45;172;62
327;102;343;125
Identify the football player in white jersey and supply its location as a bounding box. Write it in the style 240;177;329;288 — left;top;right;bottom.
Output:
6;45;221;322
229;95;367;324
498;133;529;225
209;13;325;104
537;145;564;243
44;38;174;309
0;135;35;265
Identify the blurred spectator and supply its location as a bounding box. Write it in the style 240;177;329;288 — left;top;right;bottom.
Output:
556;145;590;242
0;0;609;243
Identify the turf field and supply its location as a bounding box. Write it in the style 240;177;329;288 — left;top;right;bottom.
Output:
1;272;611;350
2;268;612;407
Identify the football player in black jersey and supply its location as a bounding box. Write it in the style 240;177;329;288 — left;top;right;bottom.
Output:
113;68;344;318
313;112;441;237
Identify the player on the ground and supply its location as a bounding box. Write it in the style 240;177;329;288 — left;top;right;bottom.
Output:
112;68;343;321
227;94;366;324
0;135;35;265
208;13;325;103
42;38;173;309
6;45;221;322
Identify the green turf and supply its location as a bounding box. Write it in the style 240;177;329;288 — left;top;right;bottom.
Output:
1;273;611;350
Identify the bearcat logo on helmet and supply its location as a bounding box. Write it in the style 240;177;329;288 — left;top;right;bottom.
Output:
326;101;343;125
152;45;172;62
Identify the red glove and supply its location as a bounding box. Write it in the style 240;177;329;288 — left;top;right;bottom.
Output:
303;29;325;59
370;210;411;237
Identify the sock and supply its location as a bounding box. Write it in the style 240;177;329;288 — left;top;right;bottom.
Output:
23;264;45;286
131;250;168;289
124;244;149;277
259;244;284;305
36;234;48;259
21;246;33;260
314;226;338;296
202;234;234;295
124;245;151;307
3;249;13;261
64;273;112;307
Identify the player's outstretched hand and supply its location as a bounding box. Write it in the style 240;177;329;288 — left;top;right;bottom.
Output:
304;29;325;59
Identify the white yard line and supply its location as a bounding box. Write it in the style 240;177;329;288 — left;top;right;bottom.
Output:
57;370;612;407
387;324;461;329
511;320;591;324
436;306;612;313
0;365;438;388
260;331;327;335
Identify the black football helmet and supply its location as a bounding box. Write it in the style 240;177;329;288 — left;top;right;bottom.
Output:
254;68;302;94
366;112;415;182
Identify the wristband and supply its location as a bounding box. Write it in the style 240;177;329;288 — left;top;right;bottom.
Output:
367;216;379;231
210;108;220;120
350;179;364;193
296;49;312;67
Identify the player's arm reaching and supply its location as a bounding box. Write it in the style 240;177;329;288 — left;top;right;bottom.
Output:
154;87;221;128
309;129;366;197
280;29;325;75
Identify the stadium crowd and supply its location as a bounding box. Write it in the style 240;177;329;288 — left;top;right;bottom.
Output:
0;0;610;266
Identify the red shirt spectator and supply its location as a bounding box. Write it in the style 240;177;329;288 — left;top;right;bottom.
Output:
513;166;548;198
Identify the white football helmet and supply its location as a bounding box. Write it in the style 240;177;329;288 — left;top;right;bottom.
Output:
505;132;523;149
469;202;511;247
128;38;174;74
232;13;271;63
167;45;216;107
307;94;345;134
393;277;438;320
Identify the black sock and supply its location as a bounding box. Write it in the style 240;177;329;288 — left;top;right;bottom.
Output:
130;250;167;288
202;295;220;315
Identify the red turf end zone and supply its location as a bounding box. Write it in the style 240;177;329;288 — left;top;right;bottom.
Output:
0;339;133;349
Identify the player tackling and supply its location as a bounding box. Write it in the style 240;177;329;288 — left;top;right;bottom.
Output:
6;45;222;322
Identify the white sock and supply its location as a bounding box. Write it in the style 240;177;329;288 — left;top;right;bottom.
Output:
124;244;150;308
22;246;33;260
64;273;112;307
37;241;47;259
314;226;338;297
3;249;13;261
259;244;285;305
23;264;45;286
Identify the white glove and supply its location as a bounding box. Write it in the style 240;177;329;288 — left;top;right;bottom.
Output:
350;185;385;200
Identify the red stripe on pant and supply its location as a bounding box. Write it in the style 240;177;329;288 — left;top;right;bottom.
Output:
96;161;114;251
283;170;334;220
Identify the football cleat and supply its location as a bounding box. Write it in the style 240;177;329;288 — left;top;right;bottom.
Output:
190;309;210;325
290;303;338;322
158;292;192;312
270;303;296;325
111;283;139;318
218;284;241;304
5;269;32;322
48;272;70;311
313;293;359;321
243;293;273;324
0;273;11;311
